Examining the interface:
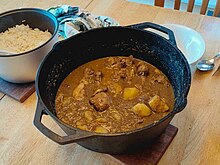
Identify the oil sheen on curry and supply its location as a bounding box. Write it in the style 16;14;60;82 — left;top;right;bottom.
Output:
55;56;174;133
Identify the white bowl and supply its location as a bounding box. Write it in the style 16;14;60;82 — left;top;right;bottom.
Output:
147;23;206;64
0;8;59;83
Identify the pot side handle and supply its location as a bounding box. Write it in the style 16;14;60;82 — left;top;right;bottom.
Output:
175;83;191;114
174;97;188;114
33;102;95;145
127;22;177;47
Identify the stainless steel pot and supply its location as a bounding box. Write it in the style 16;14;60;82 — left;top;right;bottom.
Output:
0;8;58;83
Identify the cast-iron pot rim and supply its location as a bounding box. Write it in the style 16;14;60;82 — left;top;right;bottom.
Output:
0;8;59;58
35;24;191;137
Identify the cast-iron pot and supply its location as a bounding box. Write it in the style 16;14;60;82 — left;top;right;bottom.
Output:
34;22;191;154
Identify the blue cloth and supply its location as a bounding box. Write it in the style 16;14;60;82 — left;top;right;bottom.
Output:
48;5;119;39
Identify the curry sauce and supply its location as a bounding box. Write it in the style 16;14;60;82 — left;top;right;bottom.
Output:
55;56;174;133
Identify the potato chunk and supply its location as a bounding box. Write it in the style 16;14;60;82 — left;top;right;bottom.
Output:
112;112;122;121
132;103;151;117
123;87;139;100
94;126;108;133
76;125;87;130
76;120;88;130
148;95;169;113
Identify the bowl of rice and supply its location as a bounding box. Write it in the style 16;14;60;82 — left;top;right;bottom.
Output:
0;8;58;83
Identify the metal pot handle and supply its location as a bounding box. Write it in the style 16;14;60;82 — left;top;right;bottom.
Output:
127;22;177;46
33;102;95;145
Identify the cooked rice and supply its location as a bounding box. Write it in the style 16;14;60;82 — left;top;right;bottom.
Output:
0;24;52;54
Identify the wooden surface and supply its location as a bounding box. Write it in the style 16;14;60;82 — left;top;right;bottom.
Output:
200;0;209;15
186;0;194;12
0;0;93;13
112;125;178;165
155;0;165;7
0;92;5;100
0;78;35;103
1;0;220;165
174;0;181;10
214;0;220;16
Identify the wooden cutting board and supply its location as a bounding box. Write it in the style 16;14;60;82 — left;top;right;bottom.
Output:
0;78;35;102
109;124;178;165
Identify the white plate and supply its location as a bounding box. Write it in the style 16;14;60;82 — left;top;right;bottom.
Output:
148;24;206;64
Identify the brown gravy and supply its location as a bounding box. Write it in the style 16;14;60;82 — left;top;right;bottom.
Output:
55;56;174;133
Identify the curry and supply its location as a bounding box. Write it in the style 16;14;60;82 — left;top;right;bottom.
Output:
55;56;175;133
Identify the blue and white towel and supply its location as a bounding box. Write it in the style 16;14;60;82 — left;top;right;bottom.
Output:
48;5;119;39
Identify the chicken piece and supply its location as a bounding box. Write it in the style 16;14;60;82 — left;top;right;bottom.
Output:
83;68;103;83
123;87;139;100
94;71;103;82
125;55;134;66
127;68;135;82
148;95;169;113
72;83;85;100
136;62;149;76
84;67;94;76
112;69;128;81
132;103;151;117
83;67;95;83
84;111;93;121
89;92;110;111
112;70;121;82
119;68;127;78
119;55;134;68
119;58;127;68
107;57;117;67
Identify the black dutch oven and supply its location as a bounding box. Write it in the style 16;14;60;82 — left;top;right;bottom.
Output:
34;22;191;154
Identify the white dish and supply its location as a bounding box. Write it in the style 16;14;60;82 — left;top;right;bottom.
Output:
148;24;206;64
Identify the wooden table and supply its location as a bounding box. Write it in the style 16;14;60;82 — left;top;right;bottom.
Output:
1;0;220;164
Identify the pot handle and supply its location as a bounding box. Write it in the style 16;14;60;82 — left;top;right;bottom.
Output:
175;98;188;113
127;22;177;46
33;102;95;145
